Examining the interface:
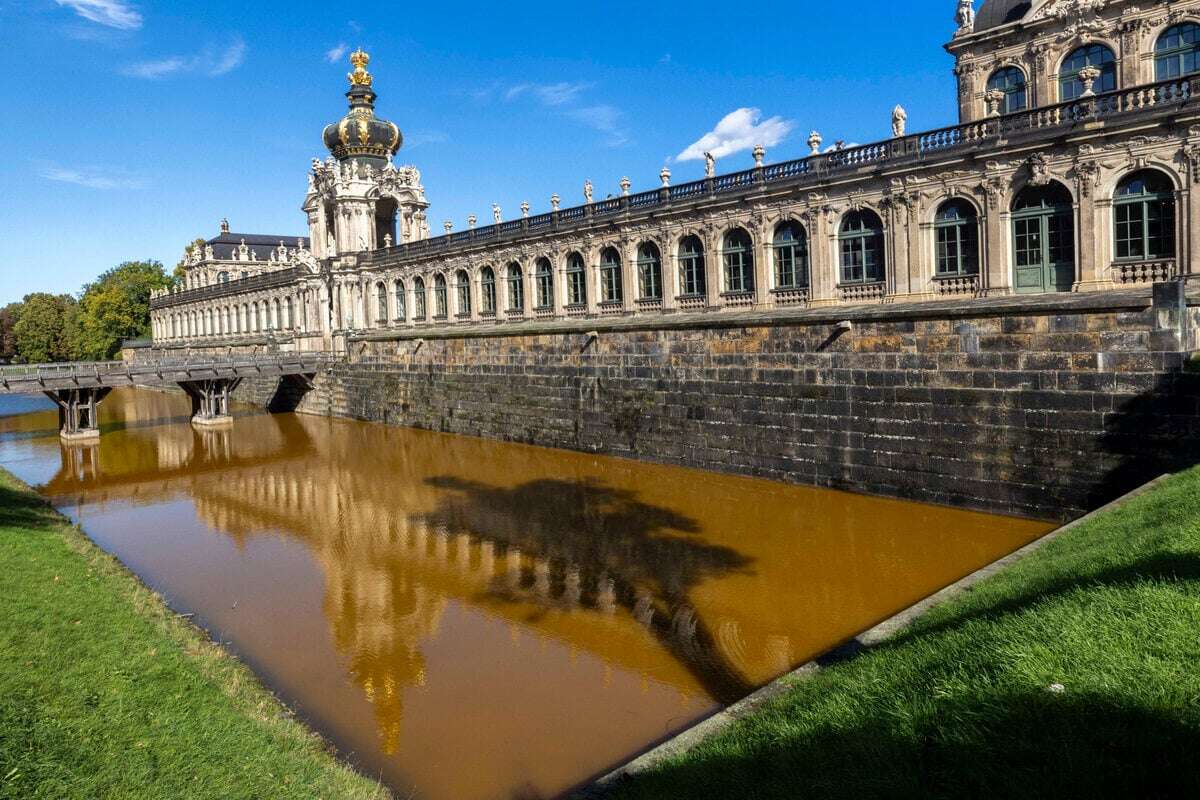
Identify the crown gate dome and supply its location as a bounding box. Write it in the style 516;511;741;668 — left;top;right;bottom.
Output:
321;49;402;166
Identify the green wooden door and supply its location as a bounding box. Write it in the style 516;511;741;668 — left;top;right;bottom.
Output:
1012;207;1075;294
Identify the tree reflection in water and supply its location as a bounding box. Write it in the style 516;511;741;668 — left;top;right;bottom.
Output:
413;476;757;704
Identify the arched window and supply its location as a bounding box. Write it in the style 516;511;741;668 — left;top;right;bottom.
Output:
481;267;496;313
455;270;472;316
839;210;885;285
394;279;406;321
722;229;755;293
986;67;1027;114
678;236;706;297
273;298;282;330
1012;182;1075;293
413;276;427;320
535;258;554;309
376;282;389;326
217;271;229;284
433;273;448;318
566;253;587;306
1114;170;1176;261
772;222;808;289
636;243;663;300
285;297;293;330
934;200;980;276
506;263;524;311
600;247;623;303
1059;44;1116;101
1156;22;1200;80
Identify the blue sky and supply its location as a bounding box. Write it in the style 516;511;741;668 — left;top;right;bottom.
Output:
0;0;962;303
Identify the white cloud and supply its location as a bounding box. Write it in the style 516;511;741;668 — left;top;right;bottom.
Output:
568;105;629;146
54;0;142;30
326;43;348;64
39;164;145;191
506;81;591;107
405;131;449;149
122;37;247;79
676;108;794;162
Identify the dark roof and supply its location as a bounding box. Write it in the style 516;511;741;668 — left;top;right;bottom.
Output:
204;232;311;262
975;0;1037;32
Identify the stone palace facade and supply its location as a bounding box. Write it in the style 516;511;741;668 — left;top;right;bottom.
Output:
152;0;1200;351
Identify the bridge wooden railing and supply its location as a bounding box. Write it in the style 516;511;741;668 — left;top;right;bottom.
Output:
0;353;332;394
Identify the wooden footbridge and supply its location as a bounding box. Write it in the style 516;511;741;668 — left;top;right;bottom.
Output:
0;354;327;442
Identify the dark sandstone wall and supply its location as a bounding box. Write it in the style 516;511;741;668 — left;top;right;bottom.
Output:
292;290;1200;520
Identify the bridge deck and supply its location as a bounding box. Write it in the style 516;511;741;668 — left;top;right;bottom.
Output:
0;355;327;395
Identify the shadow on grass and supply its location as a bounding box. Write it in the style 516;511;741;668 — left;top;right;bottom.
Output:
0;479;56;531
604;690;1200;800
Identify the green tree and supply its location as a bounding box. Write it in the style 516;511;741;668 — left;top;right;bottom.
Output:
0;302;20;362
12;293;76;364
74;261;172;360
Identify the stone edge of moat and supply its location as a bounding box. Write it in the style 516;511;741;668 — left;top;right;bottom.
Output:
570;473;1174;799
344;288;1180;344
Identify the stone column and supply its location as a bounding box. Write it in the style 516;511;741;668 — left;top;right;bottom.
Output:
752;221;770;307
622;240;637;312
703;227;720;307
984;192;1012;296
1073;188;1101;291
808;210;837;306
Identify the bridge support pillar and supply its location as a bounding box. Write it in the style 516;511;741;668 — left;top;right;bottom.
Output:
179;378;241;428
45;387;112;443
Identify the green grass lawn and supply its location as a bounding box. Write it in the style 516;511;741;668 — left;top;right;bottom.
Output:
608;468;1200;800
0;468;389;800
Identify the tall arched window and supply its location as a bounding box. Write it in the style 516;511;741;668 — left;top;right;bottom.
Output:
507;263;524;311
394;279;406;321
413;276;427;320
772;222;808;289
1156;22;1200;80
987;66;1027;114
1012;182;1075;293
1059;44;1116;100
535;258;554;308
600;247;623;303
636;243;663;299
455;270;472;316
566;253;587;306
285;299;294;329
376;282;389;326
678;235;706;296
934;200;980;276
722;229;755;293
433;274;448;318
273;299;282;330
1114;170;1176;261
839;211;885;285
481;267;496;313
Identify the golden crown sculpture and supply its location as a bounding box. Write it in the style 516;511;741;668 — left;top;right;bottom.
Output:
348;48;373;87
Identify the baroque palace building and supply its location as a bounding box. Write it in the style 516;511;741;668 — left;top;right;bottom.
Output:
152;0;1200;350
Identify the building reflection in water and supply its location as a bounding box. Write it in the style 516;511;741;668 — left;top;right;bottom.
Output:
4;389;1054;800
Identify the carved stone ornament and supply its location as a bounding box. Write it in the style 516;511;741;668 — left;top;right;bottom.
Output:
1028;153;1052;186
1073;160;1101;197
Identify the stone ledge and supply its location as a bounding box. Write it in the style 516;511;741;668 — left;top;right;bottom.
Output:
347;288;1174;343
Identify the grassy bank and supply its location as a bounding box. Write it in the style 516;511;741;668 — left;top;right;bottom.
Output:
609;468;1200;799
0;469;388;800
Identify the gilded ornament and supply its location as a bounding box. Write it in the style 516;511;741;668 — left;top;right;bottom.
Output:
358;118;370;146
348;48;373;87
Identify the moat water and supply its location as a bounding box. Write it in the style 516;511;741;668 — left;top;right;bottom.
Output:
0;389;1053;800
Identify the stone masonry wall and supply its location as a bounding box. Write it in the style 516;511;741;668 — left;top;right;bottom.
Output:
289;288;1200;521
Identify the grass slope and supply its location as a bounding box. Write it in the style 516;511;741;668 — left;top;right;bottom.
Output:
611;468;1200;800
0;469;388;800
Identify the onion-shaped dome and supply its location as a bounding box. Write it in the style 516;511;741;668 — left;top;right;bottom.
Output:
974;0;1044;32
322;49;402;166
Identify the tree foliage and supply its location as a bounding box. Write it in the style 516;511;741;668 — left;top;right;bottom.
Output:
4;260;171;364
0;303;19;362
12;293;77;364
74;261;172;360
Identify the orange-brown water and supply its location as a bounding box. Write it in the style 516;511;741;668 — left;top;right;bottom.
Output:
0;389;1053;800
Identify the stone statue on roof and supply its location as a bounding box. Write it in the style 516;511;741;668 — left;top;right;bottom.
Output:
956;0;975;30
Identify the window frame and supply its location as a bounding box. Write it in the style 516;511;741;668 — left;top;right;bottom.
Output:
677;236;707;297
772;222;809;289
1058;43;1117;101
838;211;886;285
535;258;554;309
1113;171;1177;262
480;267;496;314
636;242;663;300
1155;22;1200;80
933;200;980;277
566;253;587;306
506;263;524;312
721;229;755;294
599;247;623;303
986;66;1028;115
